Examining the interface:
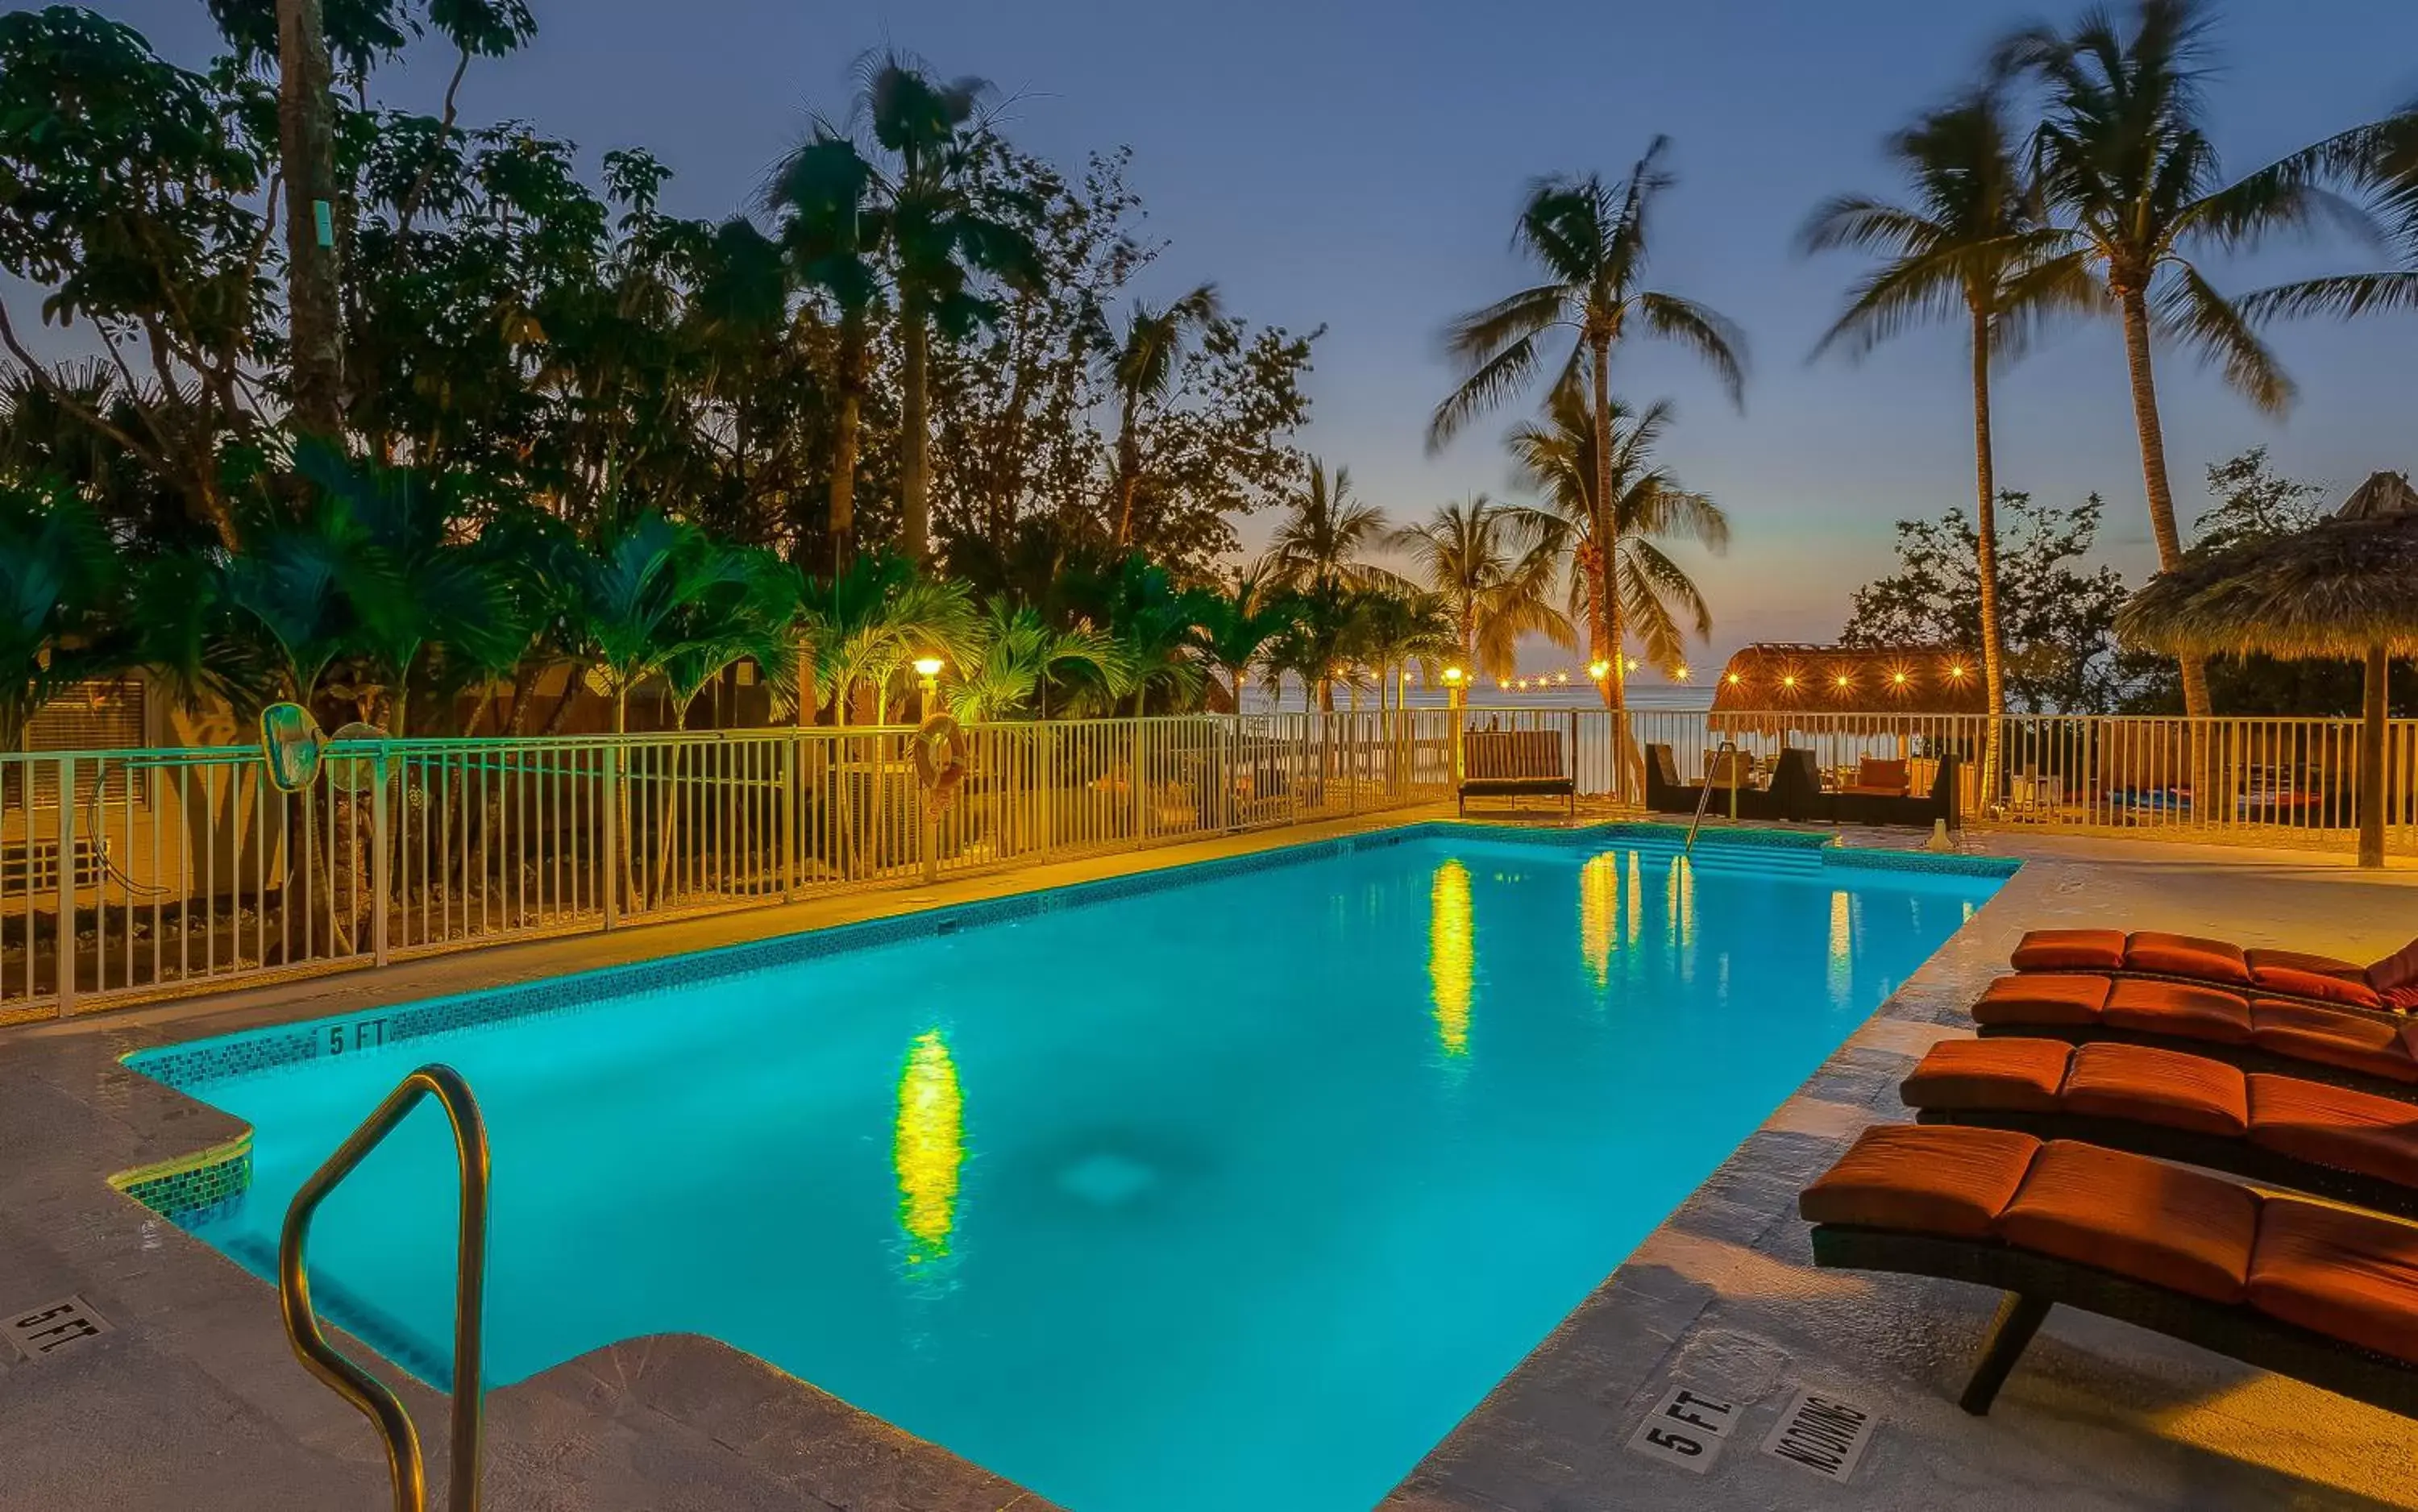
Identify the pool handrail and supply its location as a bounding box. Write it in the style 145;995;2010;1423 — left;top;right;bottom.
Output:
277;1063;491;1512
1684;741;1741;854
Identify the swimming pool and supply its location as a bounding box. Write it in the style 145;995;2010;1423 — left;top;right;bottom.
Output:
131;825;2009;1511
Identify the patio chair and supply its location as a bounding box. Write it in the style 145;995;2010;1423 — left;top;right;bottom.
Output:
1969;973;2418;1103
1801;1124;2418;1418
2013;928;2418;1018
1458;729;1575;817
1900;1036;2418;1220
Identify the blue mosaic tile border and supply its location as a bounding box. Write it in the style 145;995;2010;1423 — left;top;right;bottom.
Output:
1821;846;2023;879
111;1136;254;1223
127;817;1998;1092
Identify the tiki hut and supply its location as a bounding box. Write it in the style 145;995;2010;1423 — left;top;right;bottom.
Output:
2120;470;2418;868
1708;643;1988;738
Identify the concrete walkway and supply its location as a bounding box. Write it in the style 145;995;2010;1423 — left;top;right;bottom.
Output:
5;816;2417;1510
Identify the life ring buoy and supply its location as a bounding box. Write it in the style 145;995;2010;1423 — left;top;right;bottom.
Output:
912;714;970;814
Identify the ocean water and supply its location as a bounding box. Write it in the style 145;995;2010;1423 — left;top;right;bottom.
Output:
144;829;1999;1512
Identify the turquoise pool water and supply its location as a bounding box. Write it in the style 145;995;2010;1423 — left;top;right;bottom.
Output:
138;829;2004;1511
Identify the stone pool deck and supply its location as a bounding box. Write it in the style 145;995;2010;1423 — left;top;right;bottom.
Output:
3;812;2416;1510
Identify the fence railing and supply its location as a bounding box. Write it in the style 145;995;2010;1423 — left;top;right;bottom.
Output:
0;712;1458;1024
6;704;2407;1024
1591;706;2418;853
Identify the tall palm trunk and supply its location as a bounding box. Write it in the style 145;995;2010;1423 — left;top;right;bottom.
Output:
276;0;343;442
1970;306;2008;813
829;318;866;575
901;302;932;563
2117;288;2212;718
1111;396;1142;546
1589;336;1634;801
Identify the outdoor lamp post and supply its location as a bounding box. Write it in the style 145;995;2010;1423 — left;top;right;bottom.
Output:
1442;666;1466;785
913;656;945;722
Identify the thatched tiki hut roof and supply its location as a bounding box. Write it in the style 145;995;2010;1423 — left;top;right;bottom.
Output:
2120;470;2418;868
1708;643;1987;737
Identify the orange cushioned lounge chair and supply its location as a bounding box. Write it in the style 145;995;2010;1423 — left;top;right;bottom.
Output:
1900;1036;2418;1220
1802;1124;2418;1418
2013;928;2418;1018
1968;973;2418;1103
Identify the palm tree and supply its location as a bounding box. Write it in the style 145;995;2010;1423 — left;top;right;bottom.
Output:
2240;105;2418;325
855;52;1043;565
796;550;979;725
1106;283;1220;546
1801;87;2071;802
1429;137;1745;732
1506;384;1728;677
1268;459;1399;592
948;600;1124;722
273;0;343;441
1388;495;1572;681
1189;559;1292;715
1996;0;2354;716
766;130;883;575
1343;587;1455;716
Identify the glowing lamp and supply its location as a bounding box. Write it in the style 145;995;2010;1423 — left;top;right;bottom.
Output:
1780;674;1798;688
1441;666;1465;686
1672;665;1691;682
1891;671;1908;686
912;656;945;679
1588;659;1611;681
1725;671;1742;686
1946;663;1968;680
1834;674;1851;688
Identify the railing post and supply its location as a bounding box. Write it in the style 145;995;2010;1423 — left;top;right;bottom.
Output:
781;729;799;900
1128;721;1147;845
370;746;391;966
600;744;621;930
55;755;74;1018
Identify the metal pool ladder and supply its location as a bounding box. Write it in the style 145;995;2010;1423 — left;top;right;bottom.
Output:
279;1063;491;1512
1683;741;1741;855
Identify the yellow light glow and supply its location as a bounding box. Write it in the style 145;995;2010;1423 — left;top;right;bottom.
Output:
1725;671;1742;686
895;1029;963;1268
912;655;945;679
1828;890;1855;1007
1672;665;1692;682
1578;852;1617;988
1946;663;1968;679
1834;674;1851;688
1429;860;1474;1058
1891;671;1908;686
1780;674;1798;688
1442;665;1465;686
1626;657;1639;673
1627;849;1643;947
1668;854;1695;951
1556;671;1570;685
1588;659;1611;681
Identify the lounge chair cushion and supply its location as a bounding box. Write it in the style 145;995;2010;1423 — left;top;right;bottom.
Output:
2012;928;2125;974
1842;758;1911;797
2247;1001;2418;1086
1901;1037;2071;1112
2245;949;2383;1011
2246;1197;2418;1366
2125;932;2253;987
1797;1124;2039;1241
2366;934;2418;1012
2246;1074;2418;1189
2100;978;2254;1045
1996;1140;2259;1304
1971;973;2110;1028
2058;1042;2249;1136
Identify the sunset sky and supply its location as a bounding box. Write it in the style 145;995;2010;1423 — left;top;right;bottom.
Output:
109;0;2418;678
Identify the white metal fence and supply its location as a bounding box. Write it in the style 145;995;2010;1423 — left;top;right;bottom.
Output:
5;705;2408;1025
0;712;1460;1023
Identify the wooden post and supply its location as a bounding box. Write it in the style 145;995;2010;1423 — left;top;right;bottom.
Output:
55;756;74;1017
2361;644;2388;869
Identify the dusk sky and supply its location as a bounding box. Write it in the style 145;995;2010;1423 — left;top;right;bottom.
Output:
108;0;2418;678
